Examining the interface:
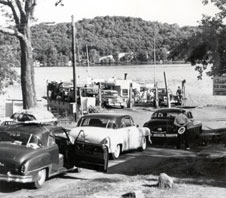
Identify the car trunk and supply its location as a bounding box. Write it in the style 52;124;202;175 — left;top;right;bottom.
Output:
148;119;176;134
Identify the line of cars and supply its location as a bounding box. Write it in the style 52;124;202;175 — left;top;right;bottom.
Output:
0;107;202;188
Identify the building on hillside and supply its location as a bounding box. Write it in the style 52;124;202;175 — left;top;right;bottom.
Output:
99;55;115;63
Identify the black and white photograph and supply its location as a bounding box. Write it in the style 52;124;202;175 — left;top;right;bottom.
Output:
0;0;226;197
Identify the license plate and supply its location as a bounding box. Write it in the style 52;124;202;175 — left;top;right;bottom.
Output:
152;133;165;137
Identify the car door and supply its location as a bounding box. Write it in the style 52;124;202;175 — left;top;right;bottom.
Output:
44;132;59;174
73;140;109;172
53;127;109;172
121;116;140;150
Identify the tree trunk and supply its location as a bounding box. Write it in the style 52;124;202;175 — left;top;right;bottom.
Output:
19;28;37;109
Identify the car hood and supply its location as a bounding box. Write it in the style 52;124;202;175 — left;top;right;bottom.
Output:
70;127;114;144
0;143;37;167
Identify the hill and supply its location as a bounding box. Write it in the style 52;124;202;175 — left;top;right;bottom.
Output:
0;16;198;66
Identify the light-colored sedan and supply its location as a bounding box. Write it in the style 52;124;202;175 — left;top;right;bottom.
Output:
70;113;151;159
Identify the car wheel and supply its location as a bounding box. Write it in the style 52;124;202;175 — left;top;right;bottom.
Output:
138;137;147;151
111;145;121;160
34;168;47;189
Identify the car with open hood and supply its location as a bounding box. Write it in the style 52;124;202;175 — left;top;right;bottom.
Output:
0;123;108;188
143;108;202;146
70;113;151;159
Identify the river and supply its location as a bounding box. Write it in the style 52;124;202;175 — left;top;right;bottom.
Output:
0;64;225;118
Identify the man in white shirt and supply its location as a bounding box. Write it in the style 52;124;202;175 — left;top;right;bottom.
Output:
174;111;190;150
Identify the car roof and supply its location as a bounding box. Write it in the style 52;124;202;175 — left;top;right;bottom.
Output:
154;108;187;113
80;113;130;119
0;124;62;136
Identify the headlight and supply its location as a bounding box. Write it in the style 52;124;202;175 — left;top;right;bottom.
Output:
101;137;110;148
20;162;28;174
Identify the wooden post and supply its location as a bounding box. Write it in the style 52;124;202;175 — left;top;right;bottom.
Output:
79;88;83;116
99;82;102;107
163;72;170;108
155;86;159;108
72;15;77;121
46;80;49;111
129;83;133;109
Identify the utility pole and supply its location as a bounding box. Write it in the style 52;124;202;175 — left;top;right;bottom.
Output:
164;72;170;108
72;15;77;121
86;45;90;77
153;37;156;86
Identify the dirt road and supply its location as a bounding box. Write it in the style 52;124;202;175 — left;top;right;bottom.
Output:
0;106;226;197
0;145;226;198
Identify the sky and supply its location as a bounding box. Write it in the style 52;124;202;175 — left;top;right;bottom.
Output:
32;0;220;27
0;0;220;27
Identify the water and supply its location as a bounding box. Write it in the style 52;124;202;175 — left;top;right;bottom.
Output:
1;64;225;118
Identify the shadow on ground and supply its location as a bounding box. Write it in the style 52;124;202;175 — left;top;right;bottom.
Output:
108;145;226;188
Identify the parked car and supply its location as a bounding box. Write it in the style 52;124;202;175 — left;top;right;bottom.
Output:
143;108;202;146
1;109;57;126
101;90;126;108
151;88;179;106
70;113;151;159
0;123;108;188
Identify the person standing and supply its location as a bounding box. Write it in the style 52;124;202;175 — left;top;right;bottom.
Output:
174;111;190;150
176;86;182;104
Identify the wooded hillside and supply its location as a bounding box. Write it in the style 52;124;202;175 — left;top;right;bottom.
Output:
0;16;198;66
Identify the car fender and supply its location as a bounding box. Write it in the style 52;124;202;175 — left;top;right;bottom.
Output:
24;152;52;177
187;120;202;130
138;127;151;143
106;135;123;153
138;127;150;136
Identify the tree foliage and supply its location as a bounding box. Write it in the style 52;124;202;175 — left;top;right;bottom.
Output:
178;0;226;79
1;16;197;67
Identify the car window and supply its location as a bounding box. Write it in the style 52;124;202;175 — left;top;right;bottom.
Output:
122;89;128;96
152;111;179;119
187;111;193;119
120;117;132;128
53;129;68;139
106;120;117;129
48;134;56;146
0;131;43;148
152;112;166;118
79;118;115;128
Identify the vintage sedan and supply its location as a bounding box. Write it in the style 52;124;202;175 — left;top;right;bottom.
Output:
0;123;108;188
70;113;151;159
143;108;202;146
101;90;126;108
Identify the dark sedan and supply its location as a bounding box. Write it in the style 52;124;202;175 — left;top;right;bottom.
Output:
143;108;202;146
0;123;108;188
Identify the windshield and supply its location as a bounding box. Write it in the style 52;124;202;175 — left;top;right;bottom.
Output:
152;111;181;119
79;118;116;129
0;131;42;149
103;91;119;97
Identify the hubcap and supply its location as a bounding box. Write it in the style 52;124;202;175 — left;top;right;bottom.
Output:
37;169;46;186
142;138;147;150
114;145;120;158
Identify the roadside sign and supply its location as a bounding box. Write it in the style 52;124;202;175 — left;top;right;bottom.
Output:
213;76;226;95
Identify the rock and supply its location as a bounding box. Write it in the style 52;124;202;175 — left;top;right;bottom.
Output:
158;173;174;189
121;190;144;198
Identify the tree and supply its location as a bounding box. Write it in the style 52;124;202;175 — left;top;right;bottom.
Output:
0;0;38;109
0;0;61;109
175;0;226;79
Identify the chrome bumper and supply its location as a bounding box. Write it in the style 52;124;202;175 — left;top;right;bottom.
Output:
0;172;33;183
